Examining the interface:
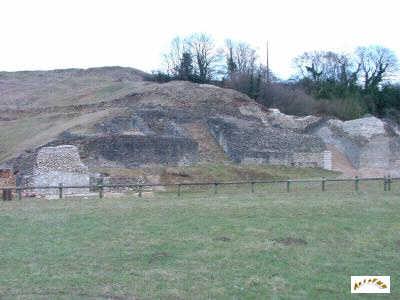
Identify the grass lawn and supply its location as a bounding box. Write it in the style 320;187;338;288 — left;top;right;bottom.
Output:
0;187;399;299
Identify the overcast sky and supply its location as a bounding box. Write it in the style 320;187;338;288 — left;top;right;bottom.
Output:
0;0;399;79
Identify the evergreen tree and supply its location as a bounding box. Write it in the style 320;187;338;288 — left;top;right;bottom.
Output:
178;52;194;81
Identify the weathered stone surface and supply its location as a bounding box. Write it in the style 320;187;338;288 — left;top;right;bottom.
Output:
239;106;321;132
329;117;386;140
32;145;90;195
46;134;199;168
81;135;198;167
207;116;327;167
35;145;88;173
311;116;400;174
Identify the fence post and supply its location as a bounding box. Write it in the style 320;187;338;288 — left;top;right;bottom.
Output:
138;185;142;197
355;176;359;192
384;176;387;192
177;184;181;197
214;182;218;195
286;180;290;192
17;188;22;200
388;175;392;191
321;177;326;192
2;189;12;201
98;184;103;199
251;182;255;193
58;183;63;199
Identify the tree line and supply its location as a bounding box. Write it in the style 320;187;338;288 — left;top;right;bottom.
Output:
150;33;399;121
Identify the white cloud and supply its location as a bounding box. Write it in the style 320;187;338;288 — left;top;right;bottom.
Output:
0;0;399;79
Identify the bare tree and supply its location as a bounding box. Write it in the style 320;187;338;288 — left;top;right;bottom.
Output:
234;42;257;74
293;51;359;83
186;33;219;82
356;45;398;90
222;40;267;98
162;33;220;82
163;37;186;77
224;40;257;75
293;51;324;81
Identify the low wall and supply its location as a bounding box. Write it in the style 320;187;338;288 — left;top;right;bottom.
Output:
64;135;199;167
207;117;329;169
242;151;331;169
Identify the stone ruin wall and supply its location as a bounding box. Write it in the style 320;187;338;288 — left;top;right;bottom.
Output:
207;117;332;170
312;118;399;171
51;135;199;168
242;151;331;170
357;136;391;169
291;151;331;169
31;145;90;195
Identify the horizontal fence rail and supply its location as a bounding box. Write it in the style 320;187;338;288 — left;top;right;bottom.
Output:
1;176;398;201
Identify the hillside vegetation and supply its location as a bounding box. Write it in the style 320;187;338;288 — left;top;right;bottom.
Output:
156;33;400;121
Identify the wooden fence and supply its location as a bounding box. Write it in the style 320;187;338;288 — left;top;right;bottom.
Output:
1;175;398;201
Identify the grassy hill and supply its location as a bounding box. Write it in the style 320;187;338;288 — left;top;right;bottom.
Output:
0;67;147;109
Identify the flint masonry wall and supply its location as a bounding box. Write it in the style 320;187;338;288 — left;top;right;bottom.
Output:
358;136;391;169
242;151;330;168
54;135;199;167
207;117;330;169
32;145;90;195
292;151;331;168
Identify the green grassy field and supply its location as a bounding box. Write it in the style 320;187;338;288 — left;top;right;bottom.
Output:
0;187;399;299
